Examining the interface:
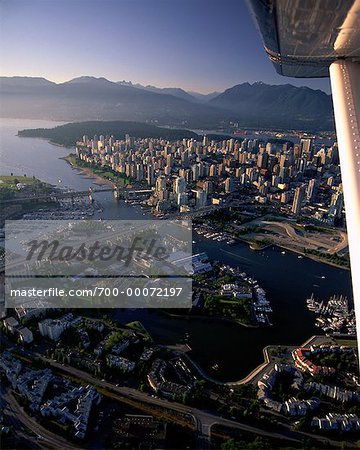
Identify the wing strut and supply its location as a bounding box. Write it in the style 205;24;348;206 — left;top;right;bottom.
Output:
330;60;360;351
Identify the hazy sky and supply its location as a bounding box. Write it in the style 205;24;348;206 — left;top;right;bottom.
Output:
0;0;331;94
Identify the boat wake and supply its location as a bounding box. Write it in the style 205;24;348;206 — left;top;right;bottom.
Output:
220;249;261;264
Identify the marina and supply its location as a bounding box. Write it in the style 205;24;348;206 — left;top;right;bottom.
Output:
306;293;356;335
193;224;239;245
0;118;354;381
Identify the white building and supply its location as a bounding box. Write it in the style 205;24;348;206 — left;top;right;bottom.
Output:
38;313;73;341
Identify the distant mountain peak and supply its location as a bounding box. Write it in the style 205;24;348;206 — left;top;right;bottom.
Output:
0;75;333;130
65;76;114;84
0;76;56;86
209;82;332;129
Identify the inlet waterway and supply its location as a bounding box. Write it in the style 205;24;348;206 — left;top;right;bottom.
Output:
0;119;353;381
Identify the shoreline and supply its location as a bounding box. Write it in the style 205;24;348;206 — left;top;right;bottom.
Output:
16;133;72;149
160;310;258;328
48;140;69;148
3;123;352;389
61;153;349;272
56;159;352;383
185;333;356;386
56;154;351;385
240;237;350;271
60;155;114;187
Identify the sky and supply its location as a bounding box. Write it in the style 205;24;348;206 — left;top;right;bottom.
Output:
0;0;331;94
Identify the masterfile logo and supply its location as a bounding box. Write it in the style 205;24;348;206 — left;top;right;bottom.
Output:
5;219;193;309
25;236;168;265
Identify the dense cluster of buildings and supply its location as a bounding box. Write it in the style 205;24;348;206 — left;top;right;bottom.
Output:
113;414;167;448
0;351;23;388
3;316;33;344
75;134;344;222
0;352;101;440
292;345;354;376
60;350;102;374
257;354;359;427
38;312;74;341
304;381;360;403
37;313;108;349
202;262;273;324
16;367;53;411
257;363;320;416
15;302;51;321
311;413;359;432
106;354;135;372
41;384;101;440
147;358;193;399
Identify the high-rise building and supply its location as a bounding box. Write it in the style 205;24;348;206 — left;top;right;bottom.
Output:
136;164;145;181
196;189;207;208
257;148;269;169
156;176;166;193
281;191;291;204
300;138;313;158
330;184;344;218
147;166;154;186
177;192;188;206
209;164;217;177
292;186;305;214
181;150;190;168
203;180;214;195
192;164;199;181
174;176;186;194
166;154;173;167
225;177;234;193
306;179;318;202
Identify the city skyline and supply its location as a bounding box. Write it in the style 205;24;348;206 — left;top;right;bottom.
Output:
0;0;331;94
1;0;358;447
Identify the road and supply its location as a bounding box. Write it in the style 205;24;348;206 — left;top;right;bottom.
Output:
261;220;348;255
4;341;355;449
27;353;303;446
1;385;79;449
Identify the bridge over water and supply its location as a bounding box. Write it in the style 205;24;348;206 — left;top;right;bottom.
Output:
0;185;154;204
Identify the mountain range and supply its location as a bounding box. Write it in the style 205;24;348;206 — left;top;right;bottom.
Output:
0;76;334;130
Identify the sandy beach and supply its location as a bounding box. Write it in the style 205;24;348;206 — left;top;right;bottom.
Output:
60;156;114;187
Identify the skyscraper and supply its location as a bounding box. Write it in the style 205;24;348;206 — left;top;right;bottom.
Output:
147;165;154;186
174;176;186;194
300;138;313;156
306;179;318;203
225;177;233;193
292;186;305;215
257;148;269;169
330;184;344;219
156;175;166;193
196;189;207;208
